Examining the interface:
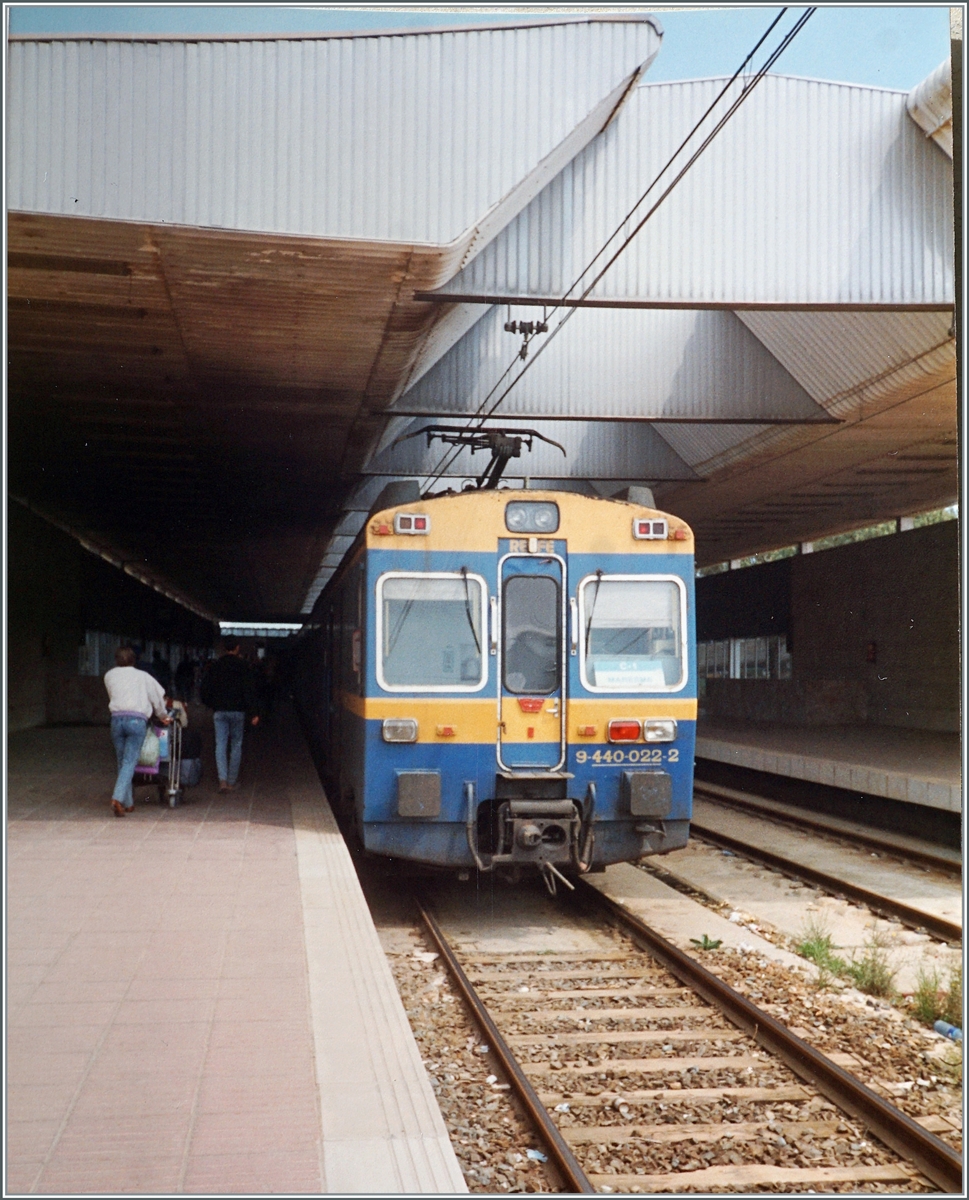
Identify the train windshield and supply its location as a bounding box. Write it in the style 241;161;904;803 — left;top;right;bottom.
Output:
377;573;486;691
502;574;560;694
579;575;686;691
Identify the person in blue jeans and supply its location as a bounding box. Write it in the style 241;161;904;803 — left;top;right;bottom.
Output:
200;639;260;792
103;646;170;817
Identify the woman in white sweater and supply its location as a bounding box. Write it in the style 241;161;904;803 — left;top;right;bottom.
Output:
103;646;170;817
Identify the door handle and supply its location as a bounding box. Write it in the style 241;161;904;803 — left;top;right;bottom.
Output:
547;700;560;717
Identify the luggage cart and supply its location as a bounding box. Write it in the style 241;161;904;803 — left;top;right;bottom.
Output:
160;717;184;808
132;719;184;808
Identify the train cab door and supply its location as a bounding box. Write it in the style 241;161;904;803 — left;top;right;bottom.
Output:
497;551;566;771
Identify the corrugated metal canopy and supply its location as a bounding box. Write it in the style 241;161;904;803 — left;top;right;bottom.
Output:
386;66;956;572
7;20;659;245
645;311;954;470
388;305;834;423
907;59;953;157
425;74;954;309
6;18;661;619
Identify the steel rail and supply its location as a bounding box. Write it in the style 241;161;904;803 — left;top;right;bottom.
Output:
693;780;961;876
688;822;962;944
576;880;963;1195
414;894;596;1194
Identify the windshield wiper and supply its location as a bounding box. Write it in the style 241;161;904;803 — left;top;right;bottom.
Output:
387;594;418;656
460;567;482;655
584;570;603;657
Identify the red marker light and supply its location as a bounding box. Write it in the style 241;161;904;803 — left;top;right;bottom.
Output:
374;523;392;536
518;698;544;713
608;719;641;743
394;512;431;535
633;517;668;540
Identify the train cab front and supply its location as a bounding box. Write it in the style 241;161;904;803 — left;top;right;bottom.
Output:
465;502;695;892
355;489;695;891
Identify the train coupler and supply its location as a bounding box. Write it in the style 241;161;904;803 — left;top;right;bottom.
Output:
498;799;581;867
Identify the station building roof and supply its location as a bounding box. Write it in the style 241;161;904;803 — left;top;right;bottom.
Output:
6;21;956;620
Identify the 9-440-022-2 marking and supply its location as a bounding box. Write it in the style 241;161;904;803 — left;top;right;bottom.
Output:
576;747;679;766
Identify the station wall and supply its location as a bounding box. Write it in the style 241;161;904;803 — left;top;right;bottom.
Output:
698;521;958;732
7;505;214;732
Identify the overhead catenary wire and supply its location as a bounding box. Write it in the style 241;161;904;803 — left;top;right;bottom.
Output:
423;5;817;486
418;6;817;491
556;6;790;309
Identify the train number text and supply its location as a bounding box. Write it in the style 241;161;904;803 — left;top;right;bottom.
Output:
575;747;679;766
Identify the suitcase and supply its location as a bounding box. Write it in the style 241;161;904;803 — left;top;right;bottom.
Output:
178;726;203;789
180;758;203;788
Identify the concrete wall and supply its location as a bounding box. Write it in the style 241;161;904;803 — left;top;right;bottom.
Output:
7;505;79;731
696;556;791;640
794;521;959;731
701;521;959;731
703;678;869;726
7;505;214;731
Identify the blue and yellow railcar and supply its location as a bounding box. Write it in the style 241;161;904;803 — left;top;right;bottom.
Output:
296;487;695;887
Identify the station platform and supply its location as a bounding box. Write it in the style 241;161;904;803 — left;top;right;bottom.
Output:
6;708;466;1195
695;718;961;814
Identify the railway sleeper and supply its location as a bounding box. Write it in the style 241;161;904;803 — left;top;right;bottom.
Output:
564;1118;847;1144
416;901;960;1194
588;1162;922;1192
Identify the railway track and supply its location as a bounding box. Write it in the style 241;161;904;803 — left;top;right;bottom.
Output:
416;884;962;1194
693;781;961;877
687;790;962;946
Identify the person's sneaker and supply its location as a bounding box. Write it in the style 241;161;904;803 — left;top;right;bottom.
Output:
218;781;229;793
111;800;127;817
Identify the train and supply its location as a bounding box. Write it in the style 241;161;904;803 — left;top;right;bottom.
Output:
292;481;695;891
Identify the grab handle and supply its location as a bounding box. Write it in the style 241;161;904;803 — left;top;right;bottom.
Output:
490;596;499;656
569;597;579;656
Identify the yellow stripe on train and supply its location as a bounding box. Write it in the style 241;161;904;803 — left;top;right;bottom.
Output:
341;693;696;744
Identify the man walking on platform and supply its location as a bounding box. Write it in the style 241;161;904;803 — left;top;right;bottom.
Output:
200;638;260;792
103;646;170;817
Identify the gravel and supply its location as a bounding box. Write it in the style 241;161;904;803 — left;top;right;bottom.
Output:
386;929;556;1193
386;918;959;1193
694;947;963;1155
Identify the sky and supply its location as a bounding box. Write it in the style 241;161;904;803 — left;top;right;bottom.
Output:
5;4;953;92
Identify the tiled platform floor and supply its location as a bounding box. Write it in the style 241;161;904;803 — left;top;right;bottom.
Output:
6;709;464;1195
696;719;961;813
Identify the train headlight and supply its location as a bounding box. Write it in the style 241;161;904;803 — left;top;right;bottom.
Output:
505;501;559;534
394;513;430;535
607;719;641;743
633;517;668;540
382;718;418;743
643;719;677;742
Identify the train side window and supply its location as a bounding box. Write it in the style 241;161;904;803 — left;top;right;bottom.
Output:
579;575;687;692
502;575;559;695
376;572;487;691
